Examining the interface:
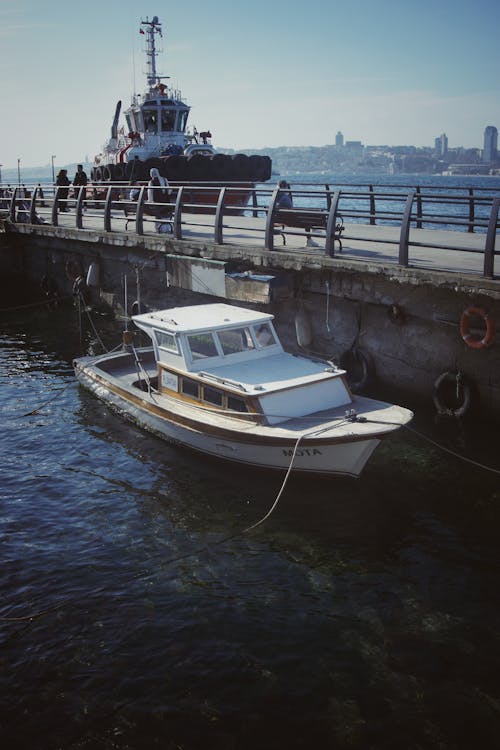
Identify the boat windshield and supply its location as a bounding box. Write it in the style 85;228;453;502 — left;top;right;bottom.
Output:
187;333;219;360
143;109;157;133
161;110;176;132
217;328;255;355
253;323;276;347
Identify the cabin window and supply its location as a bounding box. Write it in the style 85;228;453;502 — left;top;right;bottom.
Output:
217;327;255;355
161;110;176;132
187;333;218;360
181;378;199;398
253;323;276;348
178;110;189;132
202;386;223;407
156;331;178;353
227;395;248;413
143;109;157;133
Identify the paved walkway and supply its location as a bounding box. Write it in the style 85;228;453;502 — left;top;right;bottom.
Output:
4;204;497;278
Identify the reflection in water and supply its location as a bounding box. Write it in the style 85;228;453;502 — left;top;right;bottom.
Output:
1;308;499;749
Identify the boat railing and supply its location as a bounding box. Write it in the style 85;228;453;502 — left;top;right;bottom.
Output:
2;181;499;279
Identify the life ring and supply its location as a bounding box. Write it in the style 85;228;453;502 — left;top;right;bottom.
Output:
460;306;495;349
433;371;471;418
339;347;374;393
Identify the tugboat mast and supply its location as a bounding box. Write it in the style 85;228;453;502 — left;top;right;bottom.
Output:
141;15;167;90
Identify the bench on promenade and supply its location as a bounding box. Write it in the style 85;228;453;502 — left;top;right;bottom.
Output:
275;208;344;251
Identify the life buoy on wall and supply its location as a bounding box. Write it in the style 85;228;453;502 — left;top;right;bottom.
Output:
460;306;495;349
432;371;471;418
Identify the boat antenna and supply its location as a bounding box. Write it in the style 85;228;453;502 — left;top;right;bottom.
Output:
140;14;168;89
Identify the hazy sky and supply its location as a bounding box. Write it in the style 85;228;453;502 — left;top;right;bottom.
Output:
1;0;499;168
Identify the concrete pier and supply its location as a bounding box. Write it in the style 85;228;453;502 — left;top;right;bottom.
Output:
1;207;499;420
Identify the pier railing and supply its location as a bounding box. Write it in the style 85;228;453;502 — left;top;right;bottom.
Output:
1;181;499;278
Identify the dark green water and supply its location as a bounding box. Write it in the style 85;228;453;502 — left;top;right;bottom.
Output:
1;305;499;749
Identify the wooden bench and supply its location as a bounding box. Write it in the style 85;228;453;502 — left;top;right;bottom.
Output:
275;209;344;251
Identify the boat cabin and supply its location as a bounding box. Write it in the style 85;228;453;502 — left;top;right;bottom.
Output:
133;303;353;424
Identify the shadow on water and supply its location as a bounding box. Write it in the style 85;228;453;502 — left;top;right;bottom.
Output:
1;307;500;749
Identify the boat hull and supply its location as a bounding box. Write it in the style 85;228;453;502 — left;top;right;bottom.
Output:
74;362;386;478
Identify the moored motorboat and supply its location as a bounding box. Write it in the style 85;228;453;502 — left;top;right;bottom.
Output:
74;303;413;478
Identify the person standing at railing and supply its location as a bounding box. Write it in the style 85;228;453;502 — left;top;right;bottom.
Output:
56;169;70;211
72;164;88;206
147;167;172;231
147;167;170;205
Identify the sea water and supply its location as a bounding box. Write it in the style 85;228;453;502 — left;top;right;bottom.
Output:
1;299;499;749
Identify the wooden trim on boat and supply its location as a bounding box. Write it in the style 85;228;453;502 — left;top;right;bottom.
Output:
76;361;391;447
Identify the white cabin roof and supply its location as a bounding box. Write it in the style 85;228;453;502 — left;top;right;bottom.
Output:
133;303;273;334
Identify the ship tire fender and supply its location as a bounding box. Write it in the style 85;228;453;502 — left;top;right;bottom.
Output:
114;163;125;180
339;347;374;393
460;306;495;349
433;371;471;418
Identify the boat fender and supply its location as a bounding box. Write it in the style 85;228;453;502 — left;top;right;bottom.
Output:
86;262;100;288
295;308;312;348
339;347;374;393
460;306;495;349
432;371;471;418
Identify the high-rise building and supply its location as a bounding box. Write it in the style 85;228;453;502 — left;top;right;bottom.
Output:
335;131;344;148
434;133;448;157
483;126;498;162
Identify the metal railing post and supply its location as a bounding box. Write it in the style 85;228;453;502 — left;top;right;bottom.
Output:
398;191;415;267
369;184;376;225
325;190;341;257
104;185;113;232
483;197;499;278
251;187;258;218
51;187;59;226
9;188;18;222
264;188;280;251
29;186;38;224
135;186;146;235
468;187;475;233
214;187;226;244
173;186;183;239
76;185;86;229
415;186;422;229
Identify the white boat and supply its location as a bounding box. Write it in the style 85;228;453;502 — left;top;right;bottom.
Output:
73;303;413;478
91;14;271;188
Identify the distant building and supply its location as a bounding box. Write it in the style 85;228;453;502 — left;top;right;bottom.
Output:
483;126;498;162
344;140;363;158
335;131;344;148
434;133;448;157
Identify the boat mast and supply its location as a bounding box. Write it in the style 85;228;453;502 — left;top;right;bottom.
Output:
141;15;164;89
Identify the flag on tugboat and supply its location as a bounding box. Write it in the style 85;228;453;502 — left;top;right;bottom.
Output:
139;28;145;34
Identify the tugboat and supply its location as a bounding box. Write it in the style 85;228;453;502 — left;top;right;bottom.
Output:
91;14;272;191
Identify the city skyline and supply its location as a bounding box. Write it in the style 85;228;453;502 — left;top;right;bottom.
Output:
1;0;499;169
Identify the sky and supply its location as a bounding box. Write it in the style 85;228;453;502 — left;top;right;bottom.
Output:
1;0;499;169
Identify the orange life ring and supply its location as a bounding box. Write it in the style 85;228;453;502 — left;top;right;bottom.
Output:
460;306;495;349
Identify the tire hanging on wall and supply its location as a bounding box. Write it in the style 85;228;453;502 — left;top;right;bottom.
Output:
432;371;472;418
339;347;374;393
